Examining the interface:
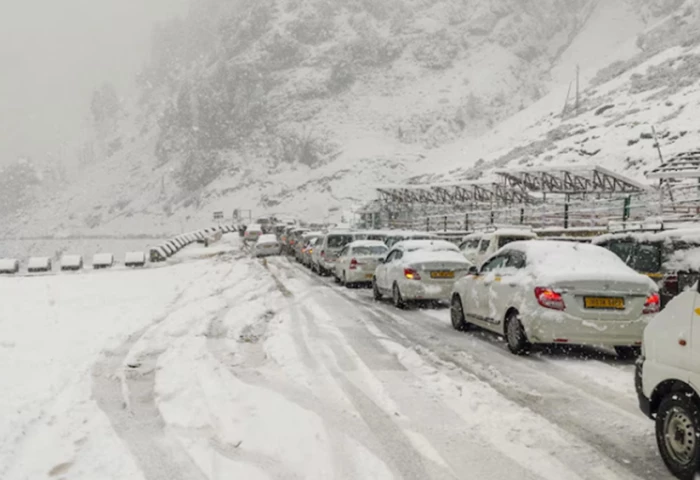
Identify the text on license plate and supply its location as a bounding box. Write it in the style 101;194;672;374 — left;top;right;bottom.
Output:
584;297;625;309
430;271;454;279
365;274;373;279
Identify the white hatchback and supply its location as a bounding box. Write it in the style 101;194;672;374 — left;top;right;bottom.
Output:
334;240;388;287
450;240;659;355
373;240;471;308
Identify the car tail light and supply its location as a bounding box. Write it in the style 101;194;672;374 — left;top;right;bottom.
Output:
350;258;358;270
535;287;566;311
404;268;421;280
309;248;313;254
643;292;660;314
662;274;679;295
321;250;325;257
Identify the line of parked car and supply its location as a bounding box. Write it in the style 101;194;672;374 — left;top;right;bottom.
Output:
241;221;700;478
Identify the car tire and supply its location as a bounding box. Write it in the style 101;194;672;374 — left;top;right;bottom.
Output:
392;283;406;309
504;310;531;355
373;279;383;301
450;295;471;332
614;346;641;360
655;392;700;479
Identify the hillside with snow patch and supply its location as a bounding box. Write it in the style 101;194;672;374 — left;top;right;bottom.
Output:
3;0;698;236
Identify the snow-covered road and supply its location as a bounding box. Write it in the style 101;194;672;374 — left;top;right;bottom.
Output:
0;236;673;479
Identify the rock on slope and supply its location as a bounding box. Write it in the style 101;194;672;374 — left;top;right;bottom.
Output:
5;0;696;235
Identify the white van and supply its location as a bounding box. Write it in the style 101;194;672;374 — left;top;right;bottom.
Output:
472;227;538;267
636;281;700;478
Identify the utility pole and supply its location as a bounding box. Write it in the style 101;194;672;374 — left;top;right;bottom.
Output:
561;81;572;118
652;125;676;213
575;64;580;115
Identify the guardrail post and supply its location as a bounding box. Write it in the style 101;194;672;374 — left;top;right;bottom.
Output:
426;217;430;231
490;211;495;224
520;208;525;224
464;213;469;231
443;216;447;232
564;202;570;229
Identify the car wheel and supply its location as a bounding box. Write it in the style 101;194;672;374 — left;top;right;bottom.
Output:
504;310;531;355
656;392;700;479
392;283;406;309
450;295;471;332
614;346;641;359
373;278;383;301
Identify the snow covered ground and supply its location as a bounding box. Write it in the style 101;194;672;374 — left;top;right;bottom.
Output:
0;235;674;479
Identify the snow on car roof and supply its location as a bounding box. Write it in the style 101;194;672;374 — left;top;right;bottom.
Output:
394;240;459;251
257;234;278;243
509;241;631;272
348;240;388;248
492;228;538;238
247;224;263;231
402;249;470;265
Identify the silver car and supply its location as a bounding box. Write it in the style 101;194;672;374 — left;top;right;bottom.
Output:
334;240;389;287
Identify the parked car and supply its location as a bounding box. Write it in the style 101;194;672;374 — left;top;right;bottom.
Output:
450;241;658;356
594;228;700;310
385;231;440;248
373;240;471;308
254;234;281;257
334;240;389;287
287;228;310;255
312;231;356;276
636;281;700;479
471;227;538;267
244;224;263;243
300;237;320;268
459;232;483;263
296;231;323;262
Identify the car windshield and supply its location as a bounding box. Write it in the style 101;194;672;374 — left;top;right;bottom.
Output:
479;239;491;252
498;236;531;248
352;246;387;255
327;235;354;248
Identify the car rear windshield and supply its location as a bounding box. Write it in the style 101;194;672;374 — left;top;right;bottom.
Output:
353;246;387;255
327;235;354;248
366;234;387;241
479;239;491;252
498;236;530;249
605;240;662;273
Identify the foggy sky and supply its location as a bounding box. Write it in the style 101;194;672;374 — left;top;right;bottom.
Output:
0;0;190;167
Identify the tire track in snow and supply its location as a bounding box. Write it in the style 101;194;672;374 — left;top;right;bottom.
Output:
91;258;235;480
282;258;663;480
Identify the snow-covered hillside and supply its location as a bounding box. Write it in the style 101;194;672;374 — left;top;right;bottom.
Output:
4;0;698;235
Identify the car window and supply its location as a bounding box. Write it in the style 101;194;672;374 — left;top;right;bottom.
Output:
353;246;388;256
631;243;662;273
498;236;531;249
327;235;354;248
338;246;348;257
481;255;508;273
506;251;527;269
478;238;491;253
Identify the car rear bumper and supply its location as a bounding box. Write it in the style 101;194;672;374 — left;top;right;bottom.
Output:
635;356;653;418
525;311;647;346
398;280;453;301
346;269;375;284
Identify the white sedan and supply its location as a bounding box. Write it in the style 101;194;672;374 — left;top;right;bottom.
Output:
334;240;388;287
254;234;281;257
450;241;659;357
373;240;471;308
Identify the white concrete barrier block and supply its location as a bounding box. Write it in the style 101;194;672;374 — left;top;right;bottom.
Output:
60;254;83;271
92;253;114;269
125;251;146;267
28;257;52;273
0;259;20;274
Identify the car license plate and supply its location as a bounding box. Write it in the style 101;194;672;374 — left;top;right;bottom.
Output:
430;271;454;279
584;297;625;309
365;274;373;279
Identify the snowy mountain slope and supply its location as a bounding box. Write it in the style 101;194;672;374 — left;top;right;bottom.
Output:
4;0;697;235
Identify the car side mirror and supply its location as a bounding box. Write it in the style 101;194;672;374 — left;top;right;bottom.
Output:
468;266;479;275
378;257;386;264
